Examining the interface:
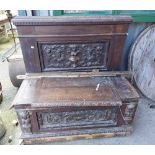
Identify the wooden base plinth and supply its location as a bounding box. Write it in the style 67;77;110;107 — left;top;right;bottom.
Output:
21;126;133;144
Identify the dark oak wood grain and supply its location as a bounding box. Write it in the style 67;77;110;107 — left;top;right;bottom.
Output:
13;76;139;143
13;16;132;73
12;16;140;144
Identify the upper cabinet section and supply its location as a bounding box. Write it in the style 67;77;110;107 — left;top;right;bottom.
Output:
13;16;132;73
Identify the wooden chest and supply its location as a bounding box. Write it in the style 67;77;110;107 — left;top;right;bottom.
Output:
12;16;139;144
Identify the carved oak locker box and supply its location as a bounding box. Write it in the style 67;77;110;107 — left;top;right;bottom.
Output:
12;16;139;144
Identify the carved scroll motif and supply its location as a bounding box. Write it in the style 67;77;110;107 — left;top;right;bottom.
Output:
18;111;32;133
39;42;109;70
37;108;118;129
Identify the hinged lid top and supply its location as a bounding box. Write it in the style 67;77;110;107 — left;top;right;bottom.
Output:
12;16;133;26
13;77;122;107
13;76;139;108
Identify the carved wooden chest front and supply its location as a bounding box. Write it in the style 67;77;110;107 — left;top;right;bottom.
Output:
12;16;139;144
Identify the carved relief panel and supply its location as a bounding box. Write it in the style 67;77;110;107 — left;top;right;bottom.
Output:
38;41;109;71
124;103;137;125
17;111;32;133
37;107;118;130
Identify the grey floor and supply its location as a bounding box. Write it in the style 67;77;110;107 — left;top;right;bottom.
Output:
0;40;155;145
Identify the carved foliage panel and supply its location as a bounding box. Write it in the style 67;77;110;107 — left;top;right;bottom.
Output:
37;107;118;130
38;41;109;71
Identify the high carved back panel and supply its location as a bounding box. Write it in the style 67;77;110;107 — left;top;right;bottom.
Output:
13;16;133;73
38;41;109;71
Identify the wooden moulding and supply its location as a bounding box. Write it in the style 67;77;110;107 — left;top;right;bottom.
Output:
17;34;128;38
23;132;130;145
17;71;133;80
22;130;132;145
12;16;133;26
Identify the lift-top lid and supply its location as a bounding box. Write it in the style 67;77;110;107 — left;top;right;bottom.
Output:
12;76;139;108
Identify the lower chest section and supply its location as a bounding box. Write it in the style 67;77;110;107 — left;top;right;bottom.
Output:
14;76;139;144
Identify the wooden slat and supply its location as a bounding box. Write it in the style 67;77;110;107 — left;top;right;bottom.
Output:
17;71;132;79
22;130;131;144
